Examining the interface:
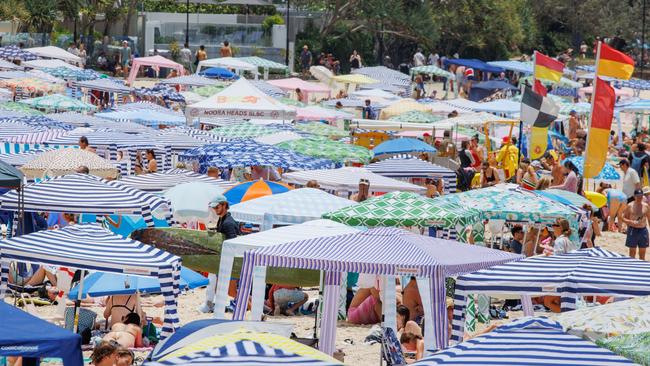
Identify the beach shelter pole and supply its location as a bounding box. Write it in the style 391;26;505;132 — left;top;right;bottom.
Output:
72;272;86;334
517;121;523;167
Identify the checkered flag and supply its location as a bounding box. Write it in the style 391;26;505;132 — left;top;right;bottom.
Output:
522;86;559;159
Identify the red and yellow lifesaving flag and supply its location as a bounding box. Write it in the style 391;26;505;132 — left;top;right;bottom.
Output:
597;43;635;80
584;77;616;178
534;51;564;83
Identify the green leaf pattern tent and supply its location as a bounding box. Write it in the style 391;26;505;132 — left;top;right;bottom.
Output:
278;137;373;164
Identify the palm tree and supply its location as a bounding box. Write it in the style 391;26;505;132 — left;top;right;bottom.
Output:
24;0;59;45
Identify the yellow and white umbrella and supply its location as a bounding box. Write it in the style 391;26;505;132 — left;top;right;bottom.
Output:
379;99;433;120
20;148;119;179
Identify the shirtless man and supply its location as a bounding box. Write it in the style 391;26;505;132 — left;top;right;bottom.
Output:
542;152;564;186
568;110;579;141
402;277;423;322
103;312;143;348
623;188;650;260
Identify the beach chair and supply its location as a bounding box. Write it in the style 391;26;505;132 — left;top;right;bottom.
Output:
381;327;407;366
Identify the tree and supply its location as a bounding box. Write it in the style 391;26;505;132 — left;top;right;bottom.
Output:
24;0;59;45
0;0;29;32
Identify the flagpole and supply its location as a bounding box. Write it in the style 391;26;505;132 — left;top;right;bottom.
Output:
529;51;536;158
583;41;602;181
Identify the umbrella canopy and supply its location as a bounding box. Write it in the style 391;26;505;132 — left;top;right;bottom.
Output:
294;122;348;138
0;302;83;366
26;46;82;64
323;191;480;230
277;137;373;164
199;67;238;79
148;330;340;365
436;184;577;224
160;74;219;86
193;84;227;97
19;148;119;179
237;56;289;73
197;57;257;73
164;182;225;220
410;64;455;79
185;78;296;120
210;122;281;138
283;167;426;192
118;169;235;192
253;131;303;145
0;101;44;116
96;109;186;128
68;266;208;298
553;295;650;340
267;77;331;95
134;85;186;103
250;80;287;98
389;110;444;124
19;94;96;112
420;317;633;366
73;78;132;94
433;111;515;129
309;66;335;84
230;188;355;228
563;156;620;181
332;74;379;85
537;188;596;210
151;319;293;361
373;138;437;156
379;99;433;119
350;88;401;100
472;99;521;114
352;66;411;88
179;140;334;172
40;67;102;81
0;45;38;61
365;157;456;190
0;159;24;188
224;179;291;204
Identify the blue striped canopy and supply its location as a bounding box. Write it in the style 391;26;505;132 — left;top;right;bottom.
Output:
614;79;650;91
0;45;37;61
179;139;333;172
0;173;170;227
419;317;633;365
249;80;287;99
96;110;186;128
0;224;181;338
234;227;522;353
145;339;340;366
134;85;185;103
617;99;650;112
73;78;132;94
365;157;456;192
118;169;235;192
0;115;74;131
372;138;437;156
451;248;650;343
160;75;220;87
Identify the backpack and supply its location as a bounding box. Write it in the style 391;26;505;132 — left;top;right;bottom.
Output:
631;153;645;176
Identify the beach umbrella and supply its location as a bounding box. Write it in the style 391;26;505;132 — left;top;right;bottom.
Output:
553;295;650;341
194;84;226;97
409;64;455;79
0;45;37;61
210;122;281;139
224;179;291;204
323;191;480;231
309;66;335;84
134;85;185;103
164;182;225;220
40;67;103;81
332;74;379;85
379;99;433;119
19;148;119;179
0;101;44;116
373;138;437;156
563;156;620;181
388;110;444;124
536;189;596;210
68;266;208;298
146;330;341;365
199;67;238;79
238;56;289;73
294;122;347;138
19;94;96;112
277;137;373;164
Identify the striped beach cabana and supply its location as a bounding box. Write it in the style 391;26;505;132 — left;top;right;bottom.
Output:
118;169;235;193
0;224;181;338
417;317;633;365
450;248;650;343
233;227;521;355
365;157;456;193
0;173;171;226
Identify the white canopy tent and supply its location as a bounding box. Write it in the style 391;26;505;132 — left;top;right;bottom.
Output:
350;118;438;131
23;59;81;70
25;46;82;65
185;78;296;120
213;219;359;319
282;167;426;192
196;57;258;76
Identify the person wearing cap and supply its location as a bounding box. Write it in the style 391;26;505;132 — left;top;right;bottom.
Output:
620;159;641;203
496;136;519;180
623;188;650;260
119;41;131;74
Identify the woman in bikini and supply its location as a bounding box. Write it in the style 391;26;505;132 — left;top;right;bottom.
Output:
104;293;144;327
347;287;382;325
597;182;627;232
102;312;143;348
480;161;500;188
516;158;538;190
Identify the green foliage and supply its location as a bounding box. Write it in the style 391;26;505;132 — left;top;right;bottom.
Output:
0;0;29;24
23;0;58;33
262;14;284;32
142;0;276;16
169;40;181;61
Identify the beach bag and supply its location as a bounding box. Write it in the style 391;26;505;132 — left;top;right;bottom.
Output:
631;153;644;176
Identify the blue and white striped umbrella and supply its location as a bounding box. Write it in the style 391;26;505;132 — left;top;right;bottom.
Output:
0;223;181;338
451;248;650;343
96;109;186;128
563;156;620;181
40;67;103;81
160;74;220;87
118;169;235;193
0;115;74;131
179;139;333;173
0;45;37;61
365;157;456;192
420;317;633;365
145;339;340;366
135;85;185;103
0;173;171;227
250;80;287;98
73;78;132;94
615;78;650;90
352;66;411;87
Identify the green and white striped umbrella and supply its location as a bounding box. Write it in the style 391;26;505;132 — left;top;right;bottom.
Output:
389;110;444;124
277;137;373;164
210;122;281;138
238;56;289;73
295;122;347;138
410;65;455;79
0;101;44;115
194;84;227;97
19;94;96;112
322;191;481;229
